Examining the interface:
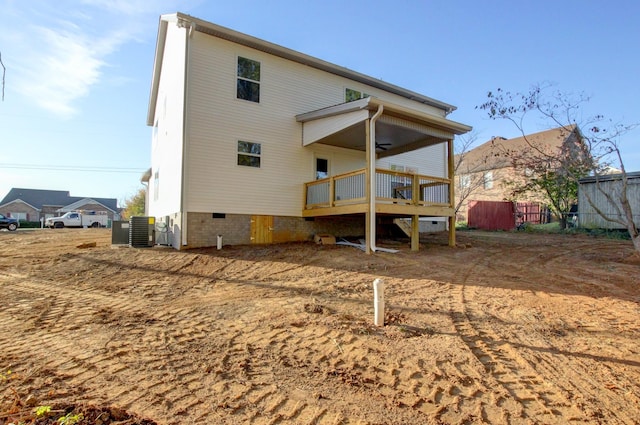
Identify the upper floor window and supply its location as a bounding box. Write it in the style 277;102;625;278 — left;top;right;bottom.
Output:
483;171;494;189
460;174;471;189
345;88;369;103
153;170;160;200
152;119;159;145
238;141;261;168
237;57;260;103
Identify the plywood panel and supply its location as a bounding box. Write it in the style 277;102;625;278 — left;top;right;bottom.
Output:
251;215;273;244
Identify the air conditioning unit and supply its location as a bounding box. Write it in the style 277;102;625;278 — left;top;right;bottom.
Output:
129;216;155;248
111;220;130;245
155;220;170;246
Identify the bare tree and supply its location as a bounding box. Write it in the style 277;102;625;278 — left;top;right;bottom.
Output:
453;131;488;220
478;84;639;253
580;131;640;253
0;51;5;101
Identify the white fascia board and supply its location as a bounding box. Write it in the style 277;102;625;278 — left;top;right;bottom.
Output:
147;17;170;126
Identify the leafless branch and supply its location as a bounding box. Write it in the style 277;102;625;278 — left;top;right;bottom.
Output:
0;51;5;101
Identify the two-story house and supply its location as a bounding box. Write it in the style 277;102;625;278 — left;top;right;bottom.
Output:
144;12;471;252
455;126;585;223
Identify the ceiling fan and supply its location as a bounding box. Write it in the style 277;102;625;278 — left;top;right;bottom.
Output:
374;142;392;151
357;142;392;151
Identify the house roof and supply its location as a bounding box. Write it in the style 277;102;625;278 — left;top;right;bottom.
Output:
0;188;118;212
459;126;579;173
148;12;459;126
296;97;471;157
60;198;118;213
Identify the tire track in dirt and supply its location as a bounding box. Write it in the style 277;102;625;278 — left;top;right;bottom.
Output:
446;254;588;424
184;282;486;424
187;299;381;424
1;272;239;422
488;240;640;424
216;259;503;423
3;231;638;424
242;296;483;423
0;270;387;424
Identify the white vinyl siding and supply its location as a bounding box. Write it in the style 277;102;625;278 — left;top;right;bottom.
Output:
148;24;186;218
180;29;449;217
377;143;448;178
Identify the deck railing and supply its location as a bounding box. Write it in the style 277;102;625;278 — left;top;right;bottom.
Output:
304;168;450;209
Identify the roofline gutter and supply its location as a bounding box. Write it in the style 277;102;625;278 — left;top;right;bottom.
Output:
147;18;168;126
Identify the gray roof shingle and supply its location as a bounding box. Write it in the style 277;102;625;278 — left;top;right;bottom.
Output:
0;188;118;212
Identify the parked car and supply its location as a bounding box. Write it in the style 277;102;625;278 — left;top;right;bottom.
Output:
0;213;19;231
45;211;108;228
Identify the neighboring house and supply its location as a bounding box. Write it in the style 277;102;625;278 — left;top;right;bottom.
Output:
143;13;471;252
578;171;640;229
0;188;120;223
455;126;584;222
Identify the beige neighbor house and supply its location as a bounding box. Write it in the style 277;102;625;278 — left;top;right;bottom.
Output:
143;12;471;252
0;188;120;224
455;126;584;223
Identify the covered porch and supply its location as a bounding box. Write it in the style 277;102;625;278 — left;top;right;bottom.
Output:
296;97;471;253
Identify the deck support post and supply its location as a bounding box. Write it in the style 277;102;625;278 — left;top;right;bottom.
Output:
447;138;456;247
365;118;372;254
411;215;420;251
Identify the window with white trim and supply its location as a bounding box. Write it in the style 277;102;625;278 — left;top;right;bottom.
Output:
483;171;494;189
345;88;369;103
237;141;261;168
460;174;471;189
153;170;160;200
10;212;27;221
237;57;260;103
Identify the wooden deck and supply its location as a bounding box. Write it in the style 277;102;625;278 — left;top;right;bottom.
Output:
303;168;454;217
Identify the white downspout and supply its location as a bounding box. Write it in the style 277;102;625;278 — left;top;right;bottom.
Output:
180;21;196;247
369;104;384;253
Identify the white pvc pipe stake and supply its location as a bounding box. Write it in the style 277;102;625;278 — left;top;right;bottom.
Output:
373;278;385;326
217;235;223;250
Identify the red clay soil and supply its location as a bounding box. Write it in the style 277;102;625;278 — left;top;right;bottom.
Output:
1;229;639;424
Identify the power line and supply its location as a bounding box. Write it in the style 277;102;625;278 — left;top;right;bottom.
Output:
0;163;146;174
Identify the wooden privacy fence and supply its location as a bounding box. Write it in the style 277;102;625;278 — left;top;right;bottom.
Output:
468;201;549;230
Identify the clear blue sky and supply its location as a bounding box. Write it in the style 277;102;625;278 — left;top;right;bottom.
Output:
1;0;639;205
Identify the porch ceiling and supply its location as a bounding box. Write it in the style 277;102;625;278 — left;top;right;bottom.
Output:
296;97;471;157
311;120;443;158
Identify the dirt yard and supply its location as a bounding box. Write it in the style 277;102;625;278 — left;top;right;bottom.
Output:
0;229;639;424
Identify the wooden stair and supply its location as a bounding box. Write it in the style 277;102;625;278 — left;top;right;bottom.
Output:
393;218;412;237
